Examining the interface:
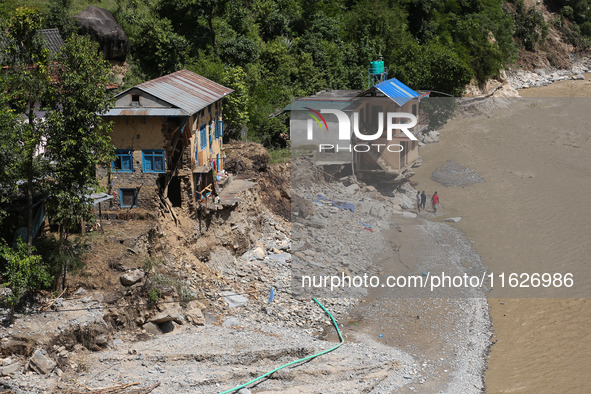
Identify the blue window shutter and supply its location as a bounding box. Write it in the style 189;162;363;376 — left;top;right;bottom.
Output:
121;154;131;171
142;150;165;173
215;120;223;139
200;127;206;151
113;150;133;172
154;151;164;172
142;153;150;172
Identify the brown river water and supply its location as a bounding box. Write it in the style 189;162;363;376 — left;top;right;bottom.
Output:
413;78;591;393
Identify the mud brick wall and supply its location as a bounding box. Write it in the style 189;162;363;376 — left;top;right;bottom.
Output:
97;166;162;210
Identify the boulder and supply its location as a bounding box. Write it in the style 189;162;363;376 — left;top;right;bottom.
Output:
185;300;206;325
443;217;462;223
292;194;314;219
221;291;248;308
30;349;56;375
149;303;183;324
120;269;145;286
344;183;360;195
398;194;414;210
432;160;484;187
75;7;129;61
222;317;241;327
357;201;386;219
252;246;265;260
185;308;205;326
143;322;162;335
0;362;21;376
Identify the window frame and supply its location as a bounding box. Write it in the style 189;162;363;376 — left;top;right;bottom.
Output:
142;149;166;173
119;188;137;208
112;149;133;173
215;120;223;139
199;126;207;151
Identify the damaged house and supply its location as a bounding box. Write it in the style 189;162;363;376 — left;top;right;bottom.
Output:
99;70;233;212
288;64;429;182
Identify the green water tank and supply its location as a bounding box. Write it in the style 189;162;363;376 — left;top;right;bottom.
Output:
370;60;384;74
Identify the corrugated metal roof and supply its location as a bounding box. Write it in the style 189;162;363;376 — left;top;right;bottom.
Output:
284;99;354;111
117;69;233;115
39;29;64;56
103;108;189;117
374;78;420;106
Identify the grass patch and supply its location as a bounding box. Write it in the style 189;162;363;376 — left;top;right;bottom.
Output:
269;148;291;164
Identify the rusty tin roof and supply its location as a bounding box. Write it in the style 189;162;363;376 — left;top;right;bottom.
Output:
108;69;233;117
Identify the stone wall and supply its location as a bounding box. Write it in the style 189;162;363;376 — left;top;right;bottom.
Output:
97;166;162;210
98;116;188;212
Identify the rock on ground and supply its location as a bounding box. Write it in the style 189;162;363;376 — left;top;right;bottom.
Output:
120;269;145;286
0;362;21;376
221;291;249;308
432;160;484;187
29;349;56;375
443;217;463;223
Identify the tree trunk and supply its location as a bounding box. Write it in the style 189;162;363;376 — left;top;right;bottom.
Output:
26;157;33;248
26;105;35;248
60;223;67;292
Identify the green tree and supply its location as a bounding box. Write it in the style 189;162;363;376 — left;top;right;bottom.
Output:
43;0;78;38
1;7;52;247
44;34;114;290
0;92;24;232
155;0;229;56
222;66;250;139
131;15;190;77
0;239;51;323
512;1;548;51
390;41;473;96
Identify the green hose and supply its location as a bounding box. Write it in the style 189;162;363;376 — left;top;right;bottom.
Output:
218;297;344;394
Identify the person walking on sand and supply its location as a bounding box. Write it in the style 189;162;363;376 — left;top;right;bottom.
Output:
432;191;439;213
416;191;422;214
421;191;426;210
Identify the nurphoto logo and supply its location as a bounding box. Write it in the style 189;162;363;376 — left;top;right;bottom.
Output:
303;109;418;153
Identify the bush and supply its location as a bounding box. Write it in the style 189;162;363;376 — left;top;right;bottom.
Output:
580;21;591;36
0;239;52;322
513;2;548;51
561;5;574;19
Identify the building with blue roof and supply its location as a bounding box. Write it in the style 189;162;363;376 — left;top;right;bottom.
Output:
288;72;430;180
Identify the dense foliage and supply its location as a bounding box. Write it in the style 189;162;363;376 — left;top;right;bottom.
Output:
4;1;533;145
545;0;591;48
110;0;518;145
0;7;113;306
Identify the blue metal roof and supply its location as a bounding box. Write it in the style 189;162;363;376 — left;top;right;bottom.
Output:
374;78;420;106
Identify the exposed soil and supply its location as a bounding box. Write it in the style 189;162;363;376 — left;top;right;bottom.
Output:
225;140;291;220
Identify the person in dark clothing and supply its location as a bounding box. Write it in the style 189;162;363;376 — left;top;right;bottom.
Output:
421;191;426;210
